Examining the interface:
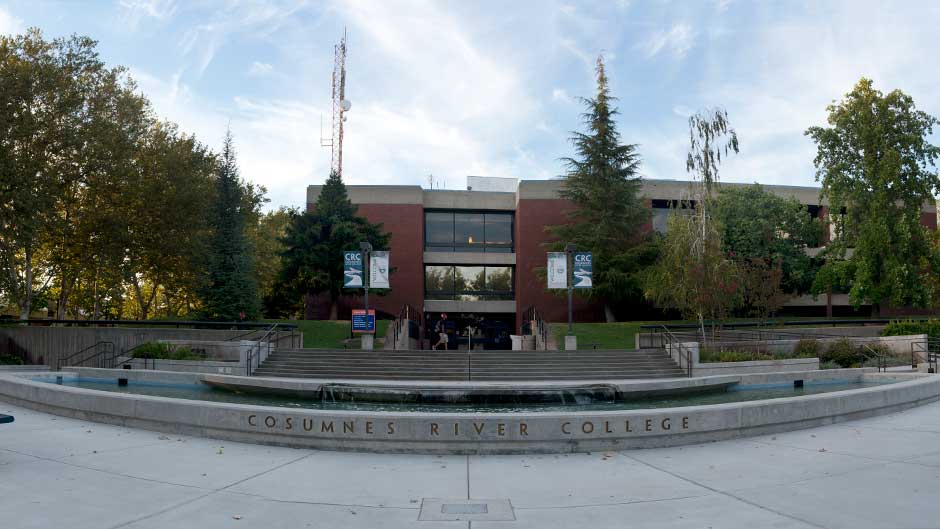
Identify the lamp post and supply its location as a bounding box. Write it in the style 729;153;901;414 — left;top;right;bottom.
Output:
359;241;372;314
564;242;576;335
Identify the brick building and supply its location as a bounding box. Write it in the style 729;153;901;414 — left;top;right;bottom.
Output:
306;177;939;346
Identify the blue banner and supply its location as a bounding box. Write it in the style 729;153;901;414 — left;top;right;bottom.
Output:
343;250;363;288
573;252;593;288
351;309;375;333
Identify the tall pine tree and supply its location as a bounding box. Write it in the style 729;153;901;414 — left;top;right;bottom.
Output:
200;129;259;321
548;55;653;320
272;170;390;319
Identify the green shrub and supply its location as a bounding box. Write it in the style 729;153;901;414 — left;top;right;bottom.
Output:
131;342;203;361
0;354;24;365
699;347;775;363
882;319;940;340
793;339;820;359
821;338;864;367
819;360;841;370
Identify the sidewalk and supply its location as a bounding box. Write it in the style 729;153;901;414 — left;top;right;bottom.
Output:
2;398;940;528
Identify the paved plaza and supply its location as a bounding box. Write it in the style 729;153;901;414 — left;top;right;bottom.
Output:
2;400;940;529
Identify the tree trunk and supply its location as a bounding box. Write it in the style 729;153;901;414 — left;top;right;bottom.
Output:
18;251;33;320
603;304;617;323
131;275;150;320
329;298;339;320
871;302;881;318
826;291;833;318
55;277;74;320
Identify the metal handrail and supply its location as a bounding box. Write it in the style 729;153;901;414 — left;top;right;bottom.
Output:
392;305;421;350
858;343;886;372
6;318;298;330
659;325;693;378
246;323;279;376
58;341;115;370
911;338;940;371
521;305;549;351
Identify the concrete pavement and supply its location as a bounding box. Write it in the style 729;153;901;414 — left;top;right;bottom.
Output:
2;399;940;529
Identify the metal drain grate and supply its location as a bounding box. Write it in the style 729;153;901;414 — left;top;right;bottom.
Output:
419;498;514;521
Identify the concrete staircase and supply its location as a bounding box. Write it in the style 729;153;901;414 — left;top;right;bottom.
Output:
252;348;686;381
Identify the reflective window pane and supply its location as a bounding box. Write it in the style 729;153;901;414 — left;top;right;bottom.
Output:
425;212;454;246
455;266;485;292
425;265;454;294
485;266;513;292
484;213;513;248
454;213;485;251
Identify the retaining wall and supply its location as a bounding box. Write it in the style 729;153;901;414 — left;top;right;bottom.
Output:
0;327;299;367
0;368;937;454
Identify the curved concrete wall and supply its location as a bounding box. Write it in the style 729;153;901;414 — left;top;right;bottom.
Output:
0;370;938;454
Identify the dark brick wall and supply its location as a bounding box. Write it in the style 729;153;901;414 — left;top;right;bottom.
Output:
514;198;605;330
303;203;424;320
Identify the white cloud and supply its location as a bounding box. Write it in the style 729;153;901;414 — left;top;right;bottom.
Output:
552;88;573;103
119;0;176;28
639;23;695;59
0;6;24;35
248;61;273;76
672;105;692;118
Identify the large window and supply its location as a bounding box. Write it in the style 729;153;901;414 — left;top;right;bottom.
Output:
425;265;514;300
424;211;513;252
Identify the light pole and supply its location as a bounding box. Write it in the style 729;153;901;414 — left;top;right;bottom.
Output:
565;242;576;335
360;241;372;324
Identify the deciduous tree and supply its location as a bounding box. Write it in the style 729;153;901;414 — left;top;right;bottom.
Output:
806;78;940;315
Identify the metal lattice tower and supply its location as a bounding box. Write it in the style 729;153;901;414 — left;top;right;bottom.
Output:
321;29;348;178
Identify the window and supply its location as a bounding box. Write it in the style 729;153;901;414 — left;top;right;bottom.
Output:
425;212;454;247
424;265;514;300
484;212;513;252
424;211;514;252
425;265;455;297
454;213;485;252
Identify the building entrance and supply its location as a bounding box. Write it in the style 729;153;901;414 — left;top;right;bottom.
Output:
426;312;515;350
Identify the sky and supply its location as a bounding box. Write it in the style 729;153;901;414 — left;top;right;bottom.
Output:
3;0;940;210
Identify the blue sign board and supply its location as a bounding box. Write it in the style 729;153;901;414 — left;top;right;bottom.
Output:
351;309;376;333
573;251;593;289
343;251;363;288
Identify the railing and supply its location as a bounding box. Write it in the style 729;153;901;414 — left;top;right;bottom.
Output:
521;306;549;350
392;305;422;350
57;341;115;370
912;338;940;371
658;326;693;378
858;343;886;372
3;318;298;332
638;318;932;348
246;323;280;377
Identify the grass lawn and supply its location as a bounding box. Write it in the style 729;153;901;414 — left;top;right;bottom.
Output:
550;322;644;350
266;319;391;349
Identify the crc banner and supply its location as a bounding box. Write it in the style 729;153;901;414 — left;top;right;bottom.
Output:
573;252;593;289
547;252;567;289
370;251;390;289
343;251;363;288
351;309;376;333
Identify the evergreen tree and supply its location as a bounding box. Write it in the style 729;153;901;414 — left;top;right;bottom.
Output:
548;55;651;320
200;129;259;321
272;170;390;319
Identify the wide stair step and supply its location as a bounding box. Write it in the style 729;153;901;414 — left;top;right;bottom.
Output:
253;347;685;380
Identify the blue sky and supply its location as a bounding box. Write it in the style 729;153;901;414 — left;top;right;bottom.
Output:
3;0;940;210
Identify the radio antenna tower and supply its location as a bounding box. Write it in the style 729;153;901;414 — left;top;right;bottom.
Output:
321;29;350;178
